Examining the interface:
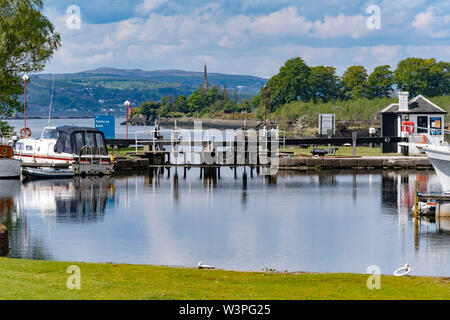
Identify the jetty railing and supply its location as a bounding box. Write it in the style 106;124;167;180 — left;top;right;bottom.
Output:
129;127;284;167
403;124;450;148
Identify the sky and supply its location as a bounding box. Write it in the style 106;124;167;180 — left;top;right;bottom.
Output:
42;0;450;78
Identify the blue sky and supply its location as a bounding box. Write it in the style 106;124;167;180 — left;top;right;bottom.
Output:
42;0;450;78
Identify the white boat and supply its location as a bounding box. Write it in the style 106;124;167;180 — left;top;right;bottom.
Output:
11;126;114;177
420;143;450;193
0;145;21;179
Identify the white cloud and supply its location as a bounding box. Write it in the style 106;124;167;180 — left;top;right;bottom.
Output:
412;6;450;39
311;14;368;39
135;0;169;14
42;3;450;78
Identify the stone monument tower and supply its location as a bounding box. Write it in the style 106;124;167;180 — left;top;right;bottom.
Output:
203;65;208;90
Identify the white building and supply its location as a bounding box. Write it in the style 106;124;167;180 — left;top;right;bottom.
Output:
380;92;447;154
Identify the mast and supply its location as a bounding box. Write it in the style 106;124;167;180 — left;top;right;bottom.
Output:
47;79;55;127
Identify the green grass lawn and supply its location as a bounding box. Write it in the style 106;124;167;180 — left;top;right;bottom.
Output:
280;146;401;157
0;258;449;300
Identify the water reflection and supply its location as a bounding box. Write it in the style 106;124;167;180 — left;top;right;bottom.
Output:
1;169;449;276
19;177;114;222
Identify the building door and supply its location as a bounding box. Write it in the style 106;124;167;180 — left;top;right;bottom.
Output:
382;114;398;153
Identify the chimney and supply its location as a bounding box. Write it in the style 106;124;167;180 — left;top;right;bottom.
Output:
399;91;409;112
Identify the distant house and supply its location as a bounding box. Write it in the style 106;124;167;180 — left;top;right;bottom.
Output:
379;92;447;154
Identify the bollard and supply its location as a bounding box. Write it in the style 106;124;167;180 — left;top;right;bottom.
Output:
352;132;357;156
0;224;9;256
414;180;419;218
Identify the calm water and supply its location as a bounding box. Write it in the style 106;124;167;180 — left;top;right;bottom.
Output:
5;117;152;139
1;168;449;276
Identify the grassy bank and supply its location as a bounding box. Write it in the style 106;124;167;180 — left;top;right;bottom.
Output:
273;96;450;123
0;258;449;300
281;146;399;157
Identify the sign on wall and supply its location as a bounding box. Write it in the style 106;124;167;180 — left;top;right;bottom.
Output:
318;114;335;136
95;115;115;139
430;117;442;135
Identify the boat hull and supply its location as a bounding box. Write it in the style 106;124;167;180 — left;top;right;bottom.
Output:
424;146;450;192
21;167;75;180
0;159;21;179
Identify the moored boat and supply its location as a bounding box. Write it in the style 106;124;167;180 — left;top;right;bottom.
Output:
420;143;450;193
11;126;114;177
0;144;21;179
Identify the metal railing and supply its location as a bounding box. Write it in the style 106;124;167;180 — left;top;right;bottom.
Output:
135;129;284;149
129;128;285;165
401;124;449;148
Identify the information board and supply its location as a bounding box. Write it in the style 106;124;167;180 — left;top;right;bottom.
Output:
95;115;115;139
318;114;335;136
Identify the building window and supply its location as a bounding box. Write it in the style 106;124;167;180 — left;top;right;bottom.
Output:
417;116;428;133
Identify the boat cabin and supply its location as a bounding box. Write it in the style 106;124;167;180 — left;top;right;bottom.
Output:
0;145;13;159
15;126;108;156
52;126;108;156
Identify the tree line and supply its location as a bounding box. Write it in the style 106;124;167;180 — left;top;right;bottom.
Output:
252;57;450;112
133;56;449;119
131;85;252;119
0;0;60;132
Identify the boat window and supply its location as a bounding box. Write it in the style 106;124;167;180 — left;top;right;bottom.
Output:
42;129;58;139
55;132;73;154
15;142;23;151
95;133;107;155
74;132;85;154
26;145;33;151
63;134;72;153
86;132;96;147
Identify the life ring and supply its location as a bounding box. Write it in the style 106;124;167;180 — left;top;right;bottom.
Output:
19;127;32;138
394;264;411;277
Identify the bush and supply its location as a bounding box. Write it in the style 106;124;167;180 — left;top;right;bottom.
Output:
168;112;184;118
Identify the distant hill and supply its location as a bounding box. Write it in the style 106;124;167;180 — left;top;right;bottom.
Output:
23;68;267;117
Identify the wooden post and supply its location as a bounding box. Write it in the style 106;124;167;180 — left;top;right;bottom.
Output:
414;179;419;218
0;224;9;257
352;132;357;156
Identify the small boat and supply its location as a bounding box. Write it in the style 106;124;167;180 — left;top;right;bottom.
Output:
21;167;75;180
11;126;114;177
0;144;21;179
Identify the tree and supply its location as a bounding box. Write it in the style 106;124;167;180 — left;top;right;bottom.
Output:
367;65;394;99
140;101;159;119
0;0;60;118
187;90;205;113
394;58;435;97
265;57;311;109
428;61;450;96
341;66;368;99
309;66;340;102
236;99;251;113
174;95;189;113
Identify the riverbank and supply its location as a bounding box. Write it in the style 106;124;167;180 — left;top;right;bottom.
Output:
111;154;432;172
279;156;432;170
126;117;262;129
0;258;448;300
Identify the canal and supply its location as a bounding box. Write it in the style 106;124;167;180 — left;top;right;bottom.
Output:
1;168;449;276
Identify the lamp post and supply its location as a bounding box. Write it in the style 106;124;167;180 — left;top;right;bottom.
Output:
23;74;29;129
124;100;130;139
